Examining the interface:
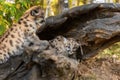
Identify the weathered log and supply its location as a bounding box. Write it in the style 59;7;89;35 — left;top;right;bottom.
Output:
37;3;120;60
1;3;120;80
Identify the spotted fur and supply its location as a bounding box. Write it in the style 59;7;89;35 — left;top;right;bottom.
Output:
0;6;45;64
50;36;80;57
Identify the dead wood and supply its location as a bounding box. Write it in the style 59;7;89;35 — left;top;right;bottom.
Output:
0;3;120;80
37;3;120;60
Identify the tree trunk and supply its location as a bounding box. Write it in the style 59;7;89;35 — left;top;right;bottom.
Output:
58;0;69;13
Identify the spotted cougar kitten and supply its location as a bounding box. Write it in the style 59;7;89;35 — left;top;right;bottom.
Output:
0;6;46;64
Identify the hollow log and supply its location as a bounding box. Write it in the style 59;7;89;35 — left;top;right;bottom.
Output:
37;3;120;60
0;3;120;80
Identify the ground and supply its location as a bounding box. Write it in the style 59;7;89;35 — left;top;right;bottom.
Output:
77;55;120;80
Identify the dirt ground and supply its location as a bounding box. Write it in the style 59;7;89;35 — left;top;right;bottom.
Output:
77;55;120;80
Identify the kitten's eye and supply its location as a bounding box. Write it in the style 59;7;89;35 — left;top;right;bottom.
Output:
34;10;39;13
31;9;39;16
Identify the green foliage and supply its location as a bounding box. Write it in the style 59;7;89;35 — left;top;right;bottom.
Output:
0;0;43;36
99;42;120;58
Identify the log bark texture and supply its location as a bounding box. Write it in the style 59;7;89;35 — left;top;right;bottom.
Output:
38;3;120;60
0;3;120;80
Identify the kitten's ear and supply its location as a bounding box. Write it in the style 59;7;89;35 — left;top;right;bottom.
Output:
31;9;39;16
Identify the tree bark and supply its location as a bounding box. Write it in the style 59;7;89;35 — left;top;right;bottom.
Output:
58;0;69;13
1;3;120;80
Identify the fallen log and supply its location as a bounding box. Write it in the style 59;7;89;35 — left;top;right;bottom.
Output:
1;3;120;80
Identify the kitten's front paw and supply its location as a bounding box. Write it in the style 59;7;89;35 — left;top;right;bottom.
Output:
0;53;9;64
35;40;49;50
28;40;49;52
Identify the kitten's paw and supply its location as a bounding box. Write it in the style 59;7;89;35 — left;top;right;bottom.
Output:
34;40;49;50
0;53;9;64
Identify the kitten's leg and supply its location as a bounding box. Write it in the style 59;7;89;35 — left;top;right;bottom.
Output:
0;52;9;64
27;33;49;52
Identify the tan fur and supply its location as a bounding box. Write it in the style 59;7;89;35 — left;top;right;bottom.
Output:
0;6;45;64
